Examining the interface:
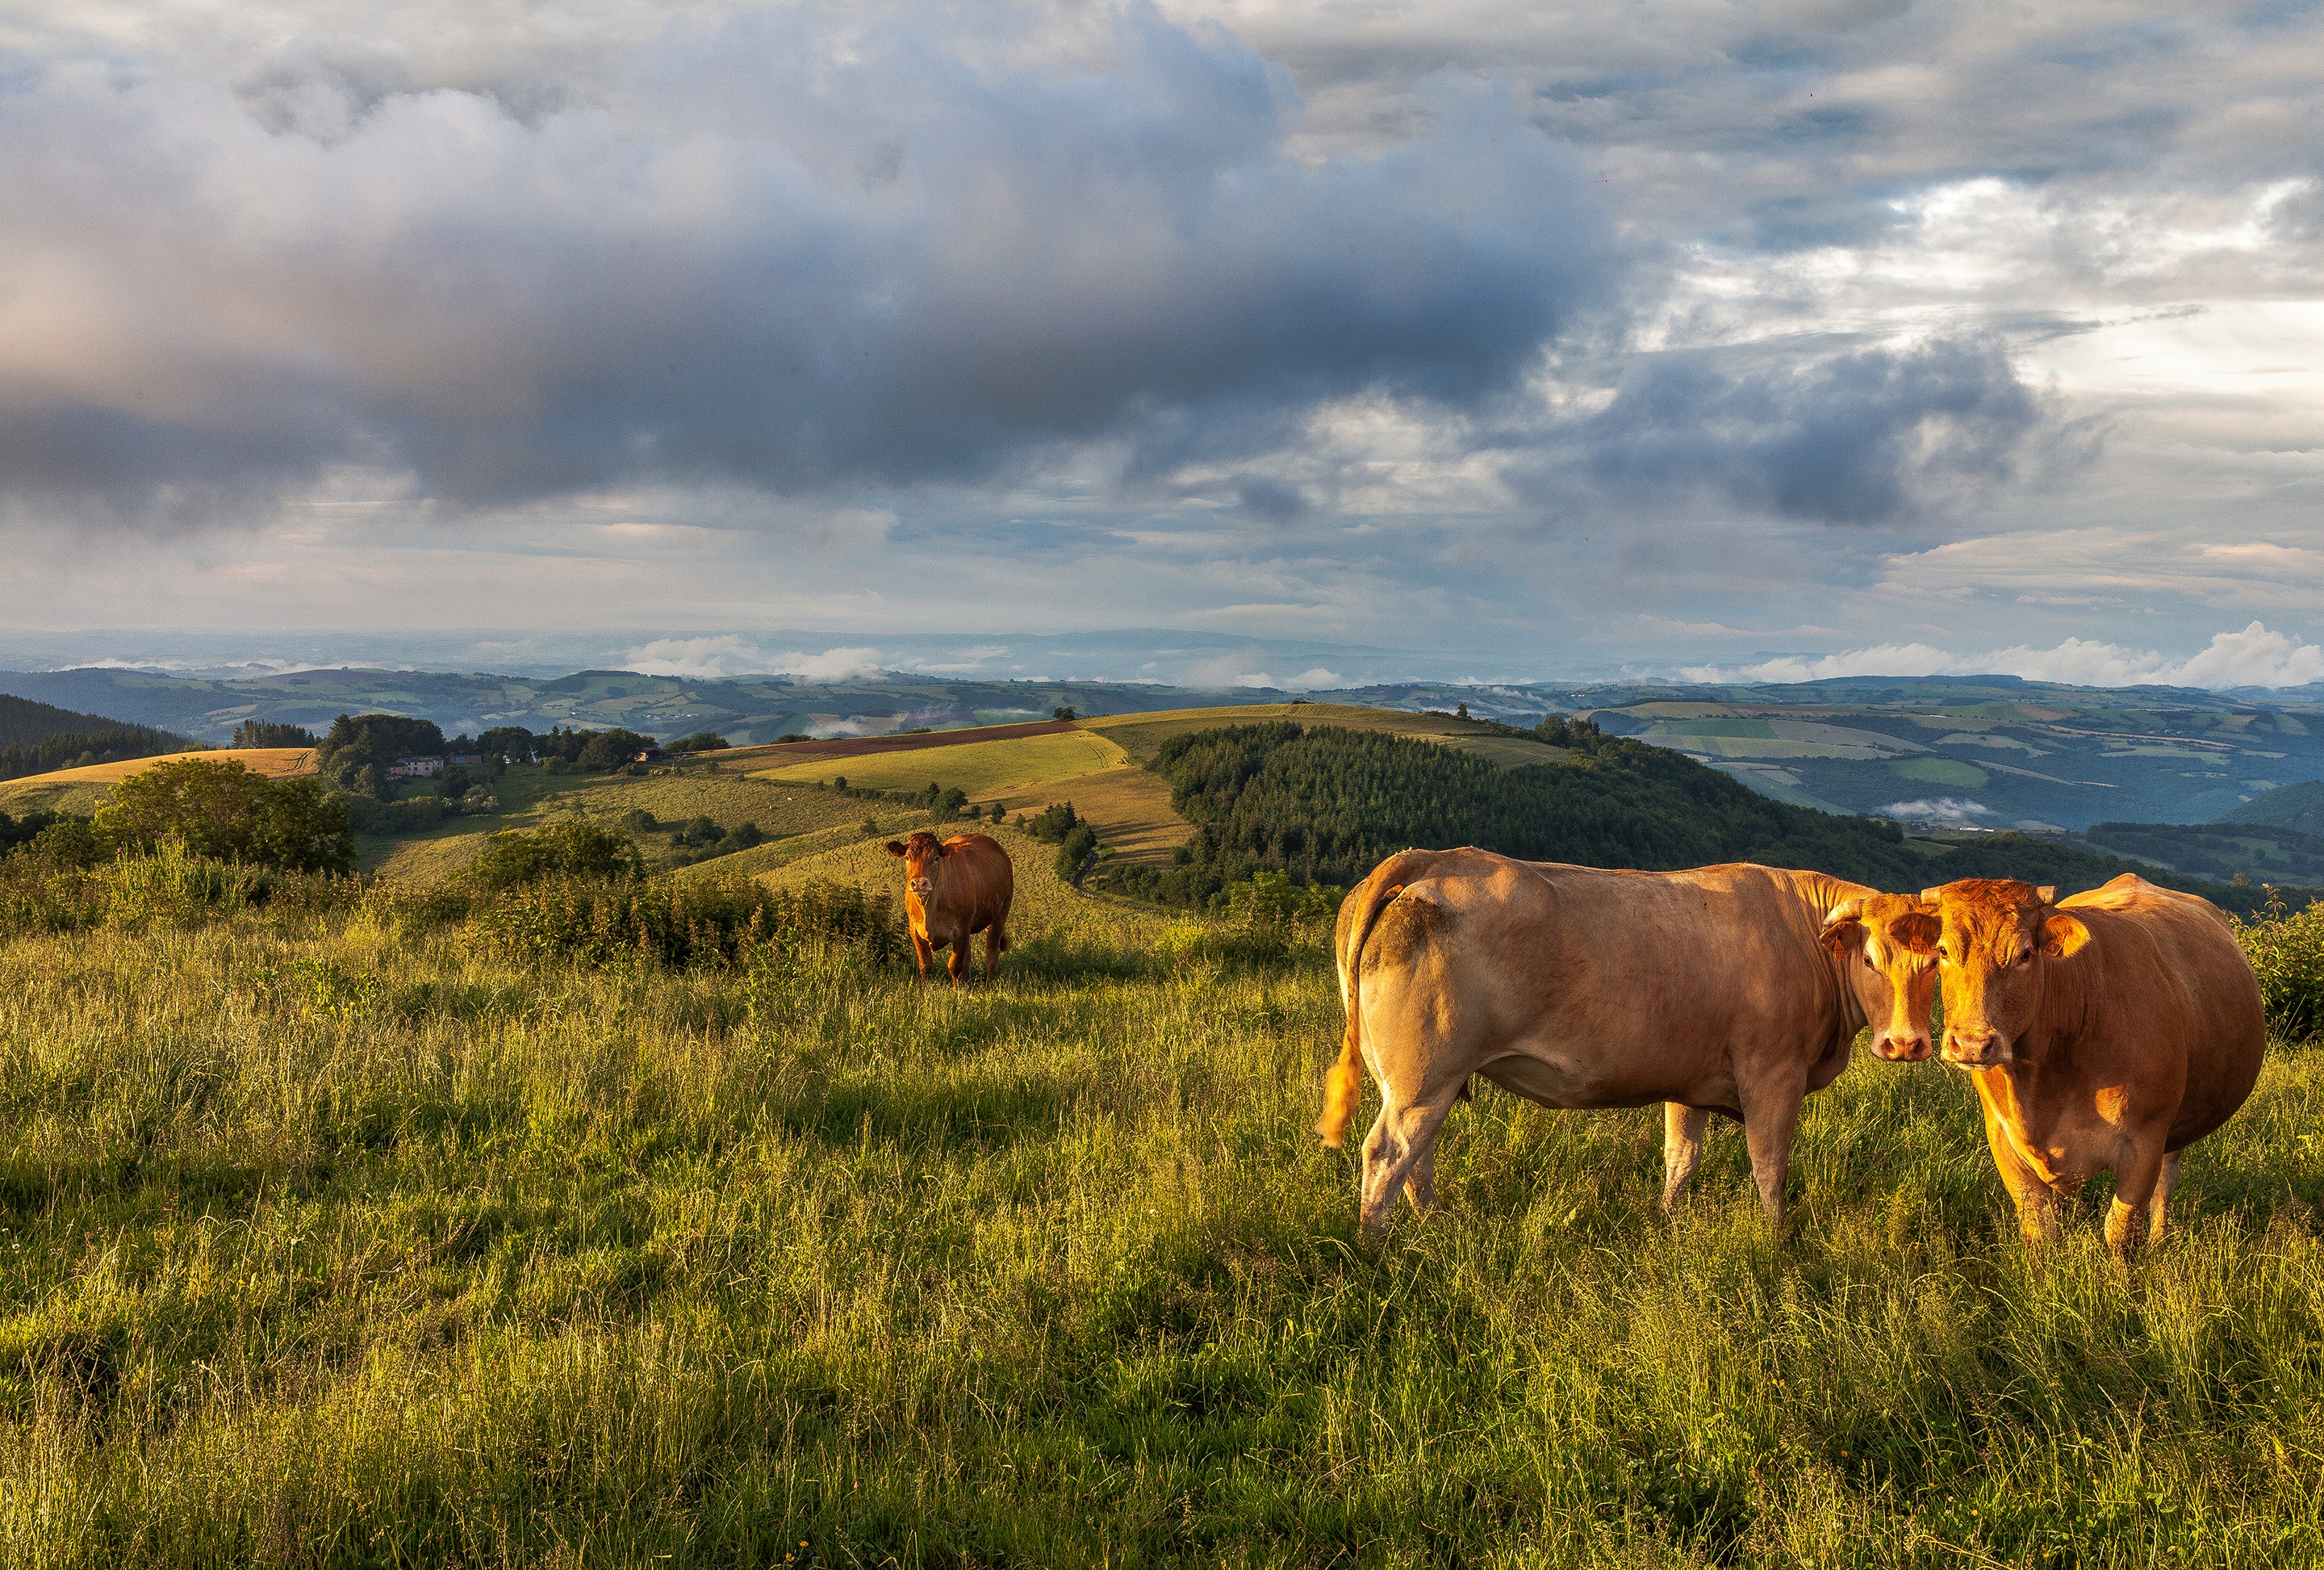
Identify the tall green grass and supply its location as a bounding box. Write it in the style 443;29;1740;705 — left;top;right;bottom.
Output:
0;881;2320;1566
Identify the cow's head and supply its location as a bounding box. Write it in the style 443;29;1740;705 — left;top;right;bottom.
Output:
1820;894;1942;1061
1920;879;2091;1068
885;830;949;901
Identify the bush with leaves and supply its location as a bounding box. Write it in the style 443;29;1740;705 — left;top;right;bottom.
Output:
667;731;731;753
2235;900;2324;1044
462;818;646;893
1221;869;1343;928
1054;823;1098;883
95;757;355;873
471;873;905;969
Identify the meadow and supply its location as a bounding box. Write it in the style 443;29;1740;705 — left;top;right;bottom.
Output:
3;817;2324;1568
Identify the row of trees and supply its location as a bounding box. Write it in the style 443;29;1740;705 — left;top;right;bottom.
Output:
231;720;318;748
314;714;701;799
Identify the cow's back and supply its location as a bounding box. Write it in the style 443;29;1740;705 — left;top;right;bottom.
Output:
1356;852;1858;1111
2059;876;2264;1149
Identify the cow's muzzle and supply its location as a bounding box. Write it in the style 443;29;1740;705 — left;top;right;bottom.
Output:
1941;1027;2008;1066
1871;1032;1932;1062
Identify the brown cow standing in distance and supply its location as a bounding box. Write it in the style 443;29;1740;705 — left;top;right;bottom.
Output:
1912;874;2264;1258
1315;849;1943;1240
885;830;1014;983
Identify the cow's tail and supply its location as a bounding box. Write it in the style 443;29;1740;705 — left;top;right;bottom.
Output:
1316;851;1436;1149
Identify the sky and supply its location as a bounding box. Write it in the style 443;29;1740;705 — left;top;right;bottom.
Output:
1;0;2320;689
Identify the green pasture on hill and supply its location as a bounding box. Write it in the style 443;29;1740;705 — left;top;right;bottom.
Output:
1086;703;1570;770
2;839;2324;1566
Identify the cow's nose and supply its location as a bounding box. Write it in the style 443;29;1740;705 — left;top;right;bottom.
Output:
1942;1028;2001;1065
1875;1034;1931;1062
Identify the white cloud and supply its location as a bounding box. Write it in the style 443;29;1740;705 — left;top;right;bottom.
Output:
1282;667;1342;689
1682;622;2324;690
1880;798;1995;824
622;636;885;681
623;634;777;679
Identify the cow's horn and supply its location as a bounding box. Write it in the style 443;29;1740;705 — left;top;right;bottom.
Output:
2036;885;2057;904
1921;887;1946;902
1822;898;1863;927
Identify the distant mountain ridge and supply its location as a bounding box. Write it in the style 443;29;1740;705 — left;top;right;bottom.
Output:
4;664;2322;829
2219;780;2324;834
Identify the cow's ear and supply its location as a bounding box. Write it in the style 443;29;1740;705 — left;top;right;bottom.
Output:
2041;911;2090;958
2035;885;2058;905
1820;898;1864;957
1891;911;1941;952
884;840;908;857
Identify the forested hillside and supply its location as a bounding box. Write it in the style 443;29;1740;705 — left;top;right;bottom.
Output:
0;693;194;783
1101;720;2303;912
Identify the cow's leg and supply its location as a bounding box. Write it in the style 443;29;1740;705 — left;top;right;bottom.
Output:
1737;1070;1809;1228
1982;1105;2059;1247
2105;1133;2171;1262
1661;1103;1710;1213
1357;1092;1460;1241
910;933;934;982
2147;1150;2185;1245
947;936;970;986
984;922;1005;982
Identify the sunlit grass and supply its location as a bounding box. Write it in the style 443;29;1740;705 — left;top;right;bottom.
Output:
0;887;2320;1566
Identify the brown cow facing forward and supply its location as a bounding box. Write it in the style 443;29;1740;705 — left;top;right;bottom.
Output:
1315;849;1939;1240
1916;874;2263;1258
885;830;1014;983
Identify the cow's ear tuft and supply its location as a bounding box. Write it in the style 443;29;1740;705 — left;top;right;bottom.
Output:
884;840;908;858
2036;885;2058;905
2041;911;2091;959
1892;911;1941;952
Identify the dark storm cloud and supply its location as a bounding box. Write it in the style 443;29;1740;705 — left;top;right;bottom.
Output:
1511;337;2071;525
0;4;1616;525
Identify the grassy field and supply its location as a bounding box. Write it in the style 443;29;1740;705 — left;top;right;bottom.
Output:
749;731;1129;797
2;831;2323;1566
0;748;315;817
362;767;874;883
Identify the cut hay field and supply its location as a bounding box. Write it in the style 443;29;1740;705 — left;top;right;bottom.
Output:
0;748;313;816
3;848;2324;1567
749;728;1127;798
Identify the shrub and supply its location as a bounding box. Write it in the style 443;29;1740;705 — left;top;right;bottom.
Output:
1054;823;1098;883
621;809;659;832
1026;802;1079;842
96;756;355;873
1220;869;1343;927
2237;900;2324;1044
471;873;905;969
91;837;265;931
667;731;731;753
463;818;646;893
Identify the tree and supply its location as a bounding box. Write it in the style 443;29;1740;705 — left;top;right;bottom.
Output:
314;714;447;798
94;757;353;873
477;726;537;764
1052;706;1078;722
577;728;658;771
667;731;731;753
232;720;318;748
1455;701;1469;721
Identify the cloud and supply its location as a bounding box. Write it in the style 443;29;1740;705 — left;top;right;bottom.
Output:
622;635;780;680
621;635;885;680
0;4;1616;528
1516;337;2073;525
1879;798;1996;825
1282;667;1341;689
1681;621;2324;690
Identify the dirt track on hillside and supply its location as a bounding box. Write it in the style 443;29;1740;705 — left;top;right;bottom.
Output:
708;721;1075;768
